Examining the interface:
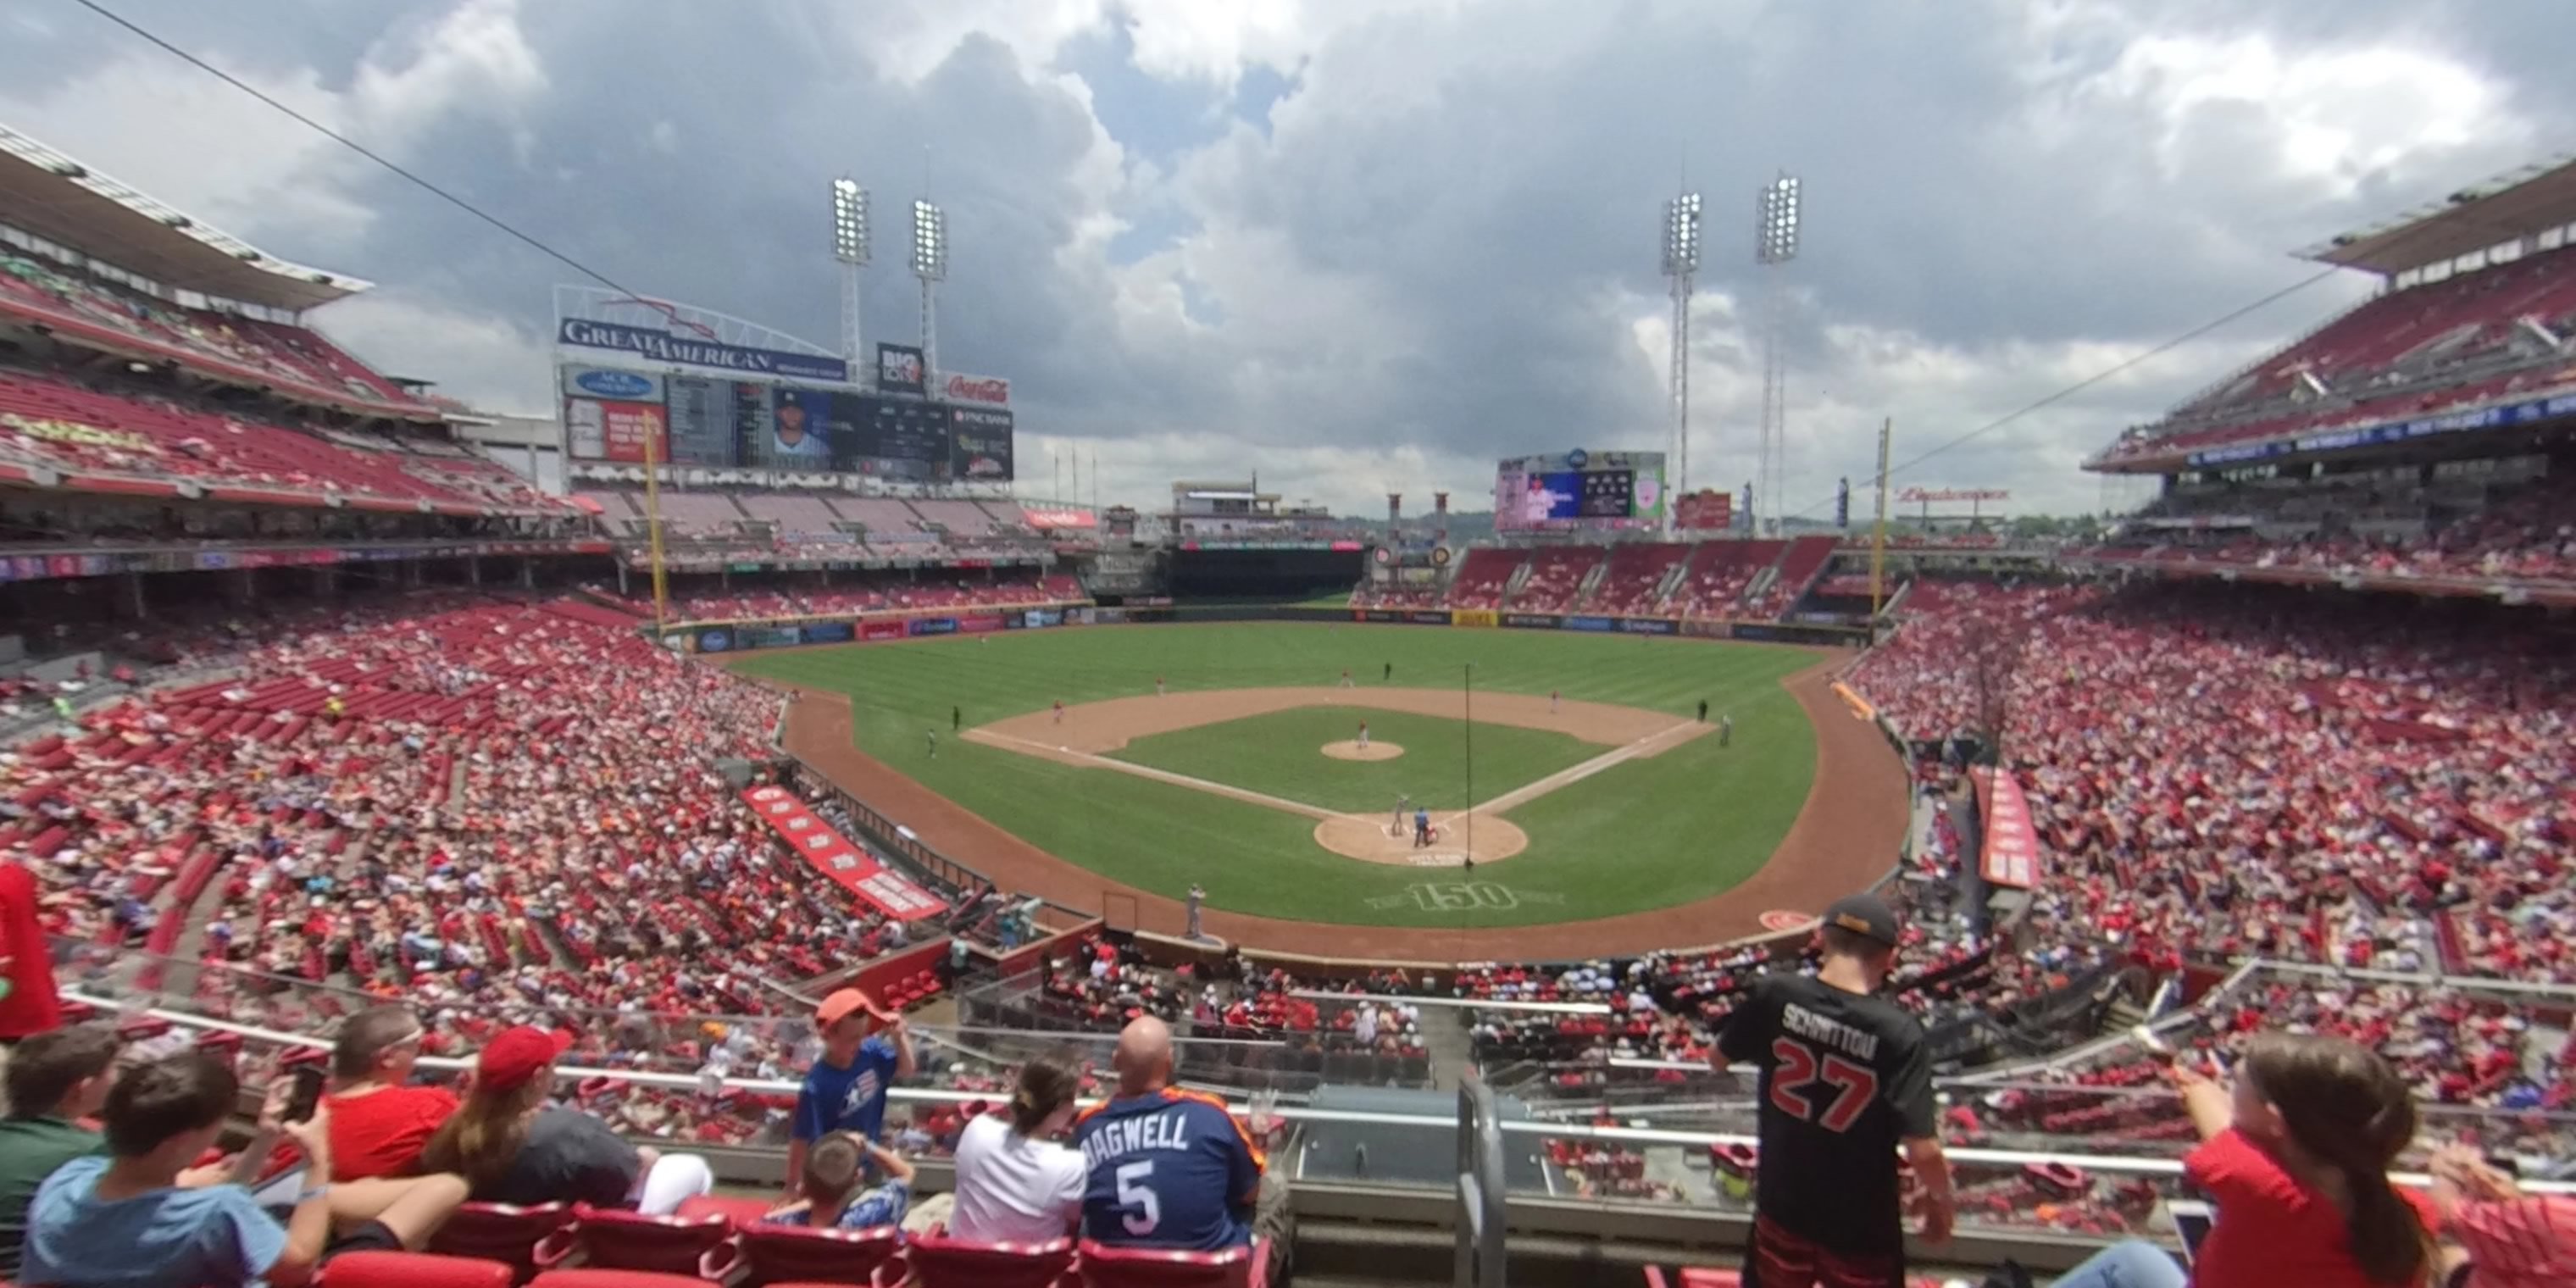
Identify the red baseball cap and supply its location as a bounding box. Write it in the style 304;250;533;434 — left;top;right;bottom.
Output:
817;988;892;1029
478;1025;571;1093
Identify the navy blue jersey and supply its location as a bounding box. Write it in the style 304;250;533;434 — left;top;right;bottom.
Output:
1074;1087;1263;1251
794;1035;900;1143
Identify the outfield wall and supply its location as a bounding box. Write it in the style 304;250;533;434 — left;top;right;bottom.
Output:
677;600;1871;655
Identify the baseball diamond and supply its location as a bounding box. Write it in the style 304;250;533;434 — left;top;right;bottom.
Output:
730;620;1908;958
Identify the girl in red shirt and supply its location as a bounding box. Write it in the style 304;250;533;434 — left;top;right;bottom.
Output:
2051;1031;2439;1288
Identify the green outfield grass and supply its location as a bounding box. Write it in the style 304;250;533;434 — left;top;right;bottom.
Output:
730;623;1820;928
1107;706;1604;812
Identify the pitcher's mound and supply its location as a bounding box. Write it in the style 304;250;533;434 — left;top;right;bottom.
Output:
1313;812;1528;867
1321;740;1403;761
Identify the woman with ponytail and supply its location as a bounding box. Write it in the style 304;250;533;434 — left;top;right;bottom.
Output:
2053;1031;2440;1288
418;1027;713;1213
947;1052;1086;1244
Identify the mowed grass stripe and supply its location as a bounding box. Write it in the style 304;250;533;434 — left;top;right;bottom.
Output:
731;624;1822;927
1107;706;1606;813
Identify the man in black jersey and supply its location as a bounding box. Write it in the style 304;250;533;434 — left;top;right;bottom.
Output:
1713;893;1954;1288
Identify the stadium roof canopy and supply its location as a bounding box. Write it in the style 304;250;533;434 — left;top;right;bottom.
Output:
2295;153;2576;276
0;122;369;313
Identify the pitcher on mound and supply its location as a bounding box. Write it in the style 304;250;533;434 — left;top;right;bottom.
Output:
1357;720;1370;752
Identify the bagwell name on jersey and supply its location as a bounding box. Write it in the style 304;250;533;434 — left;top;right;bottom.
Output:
1080;1108;1193;1170
1781;1001;1880;1062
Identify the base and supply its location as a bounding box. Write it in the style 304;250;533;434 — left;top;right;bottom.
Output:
1312;810;1528;867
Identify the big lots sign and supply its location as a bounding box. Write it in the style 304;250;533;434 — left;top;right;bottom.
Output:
940;372;1010;406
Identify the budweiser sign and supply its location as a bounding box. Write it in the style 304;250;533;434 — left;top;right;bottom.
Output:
941;373;1011;406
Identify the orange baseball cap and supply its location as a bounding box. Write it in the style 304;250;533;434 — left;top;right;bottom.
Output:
817;987;891;1028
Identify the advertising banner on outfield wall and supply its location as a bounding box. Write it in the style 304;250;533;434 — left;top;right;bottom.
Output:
1502;613;1560;630
956;614;1008;634
801;623;855;644
1452;609;1498;628
1095;608;1130;624
860;619;908;641
741;786;946;920
908;617;958;636
741;626;801;650
1562;616;1615;632
1355;609;1401;623
1618;618;1678;635
696;630;732;652
1405;611;1452;625
1023;608;1064;628
1682;619;1733;640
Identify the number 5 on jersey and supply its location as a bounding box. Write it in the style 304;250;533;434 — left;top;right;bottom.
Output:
1770;1036;1879;1132
1114;1160;1160;1235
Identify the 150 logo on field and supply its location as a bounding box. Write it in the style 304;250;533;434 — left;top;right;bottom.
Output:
1367;883;1566;913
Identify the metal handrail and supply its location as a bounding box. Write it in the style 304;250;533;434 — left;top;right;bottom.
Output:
68;988;2576;1195
1455;1074;1507;1288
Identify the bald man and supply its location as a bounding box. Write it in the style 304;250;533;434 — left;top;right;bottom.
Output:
1073;1018;1288;1271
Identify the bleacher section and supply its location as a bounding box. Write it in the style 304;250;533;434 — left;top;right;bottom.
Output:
1444;547;1523;608
0;250;430;417
1508;547;1604;613
1586;541;1690;614
1744;535;1838;618
733;491;843;535
2101;241;2576;467
1674;540;1782;618
0;368;555;514
834;497;937;545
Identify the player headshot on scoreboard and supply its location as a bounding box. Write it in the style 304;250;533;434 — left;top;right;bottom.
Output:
770;389;832;461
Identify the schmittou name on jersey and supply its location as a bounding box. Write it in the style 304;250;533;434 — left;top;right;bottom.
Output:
1080;1109;1197;1169
1782;1002;1880;1062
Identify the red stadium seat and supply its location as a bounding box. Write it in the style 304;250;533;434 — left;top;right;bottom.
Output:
675;1195;777;1228
534;1206;733;1276
724;1221;902;1286
527;1270;709;1288
431;1202;575;1277
319;1251;514;1288
1076;1239;1267;1288
905;1231;1074;1288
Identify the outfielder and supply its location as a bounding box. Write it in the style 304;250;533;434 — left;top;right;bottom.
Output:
924;730;937;758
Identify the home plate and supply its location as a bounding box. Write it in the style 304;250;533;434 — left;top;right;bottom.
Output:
1312;811;1527;867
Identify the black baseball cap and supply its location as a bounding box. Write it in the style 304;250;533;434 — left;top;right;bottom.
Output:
1821;893;1901;947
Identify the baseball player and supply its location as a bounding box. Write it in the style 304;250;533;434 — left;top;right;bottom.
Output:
924;730;937;758
1412;807;1432;848
1383;662;1392;682
1156;675;1167;697
1394;794;1413;837
1719;713;1734;747
951;705;961;733
1357;720;1370;752
1551;688;1561;713
1340;668;1354;689
1053;698;1065;724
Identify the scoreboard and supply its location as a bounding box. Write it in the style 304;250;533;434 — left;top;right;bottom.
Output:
1493;449;1667;531
560;364;1016;481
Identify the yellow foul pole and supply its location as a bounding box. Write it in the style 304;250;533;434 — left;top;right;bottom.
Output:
1869;417;1892;624
641;421;670;632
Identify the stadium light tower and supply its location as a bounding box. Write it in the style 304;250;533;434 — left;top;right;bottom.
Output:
1754;171;1800;536
1661;191;1702;536
912;197;948;386
831;177;870;383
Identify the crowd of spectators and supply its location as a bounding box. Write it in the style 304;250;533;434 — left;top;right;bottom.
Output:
0;597;965;1073
604;574;1077;623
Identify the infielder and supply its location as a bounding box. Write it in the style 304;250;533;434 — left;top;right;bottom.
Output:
1340;668;1354;689
1357;720;1370;752
1155;675;1167;697
1550;688;1561;713
1053;698;1065;724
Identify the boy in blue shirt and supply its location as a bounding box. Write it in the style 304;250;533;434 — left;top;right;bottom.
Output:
1075;1016;1285;1274
786;988;914;1198
21;1052;466;1288
763;1135;913;1231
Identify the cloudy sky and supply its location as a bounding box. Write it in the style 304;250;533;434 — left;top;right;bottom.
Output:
3;0;2569;518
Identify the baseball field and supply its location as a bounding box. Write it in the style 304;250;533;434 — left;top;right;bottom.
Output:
731;621;1909;957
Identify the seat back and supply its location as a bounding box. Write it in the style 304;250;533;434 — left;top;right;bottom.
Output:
733;1221;902;1286
526;1269;711;1288
319;1251;514;1288
548;1206;734;1274
907;1232;1075;1288
674;1194;777;1227
1076;1240;1254;1288
431;1202;574;1274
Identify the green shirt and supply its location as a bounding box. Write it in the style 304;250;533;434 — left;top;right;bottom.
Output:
0;1116;104;1279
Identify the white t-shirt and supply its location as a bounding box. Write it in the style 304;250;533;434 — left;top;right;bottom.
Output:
947;1114;1084;1245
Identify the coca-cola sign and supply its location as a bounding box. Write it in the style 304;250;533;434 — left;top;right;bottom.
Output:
941;373;1011;406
